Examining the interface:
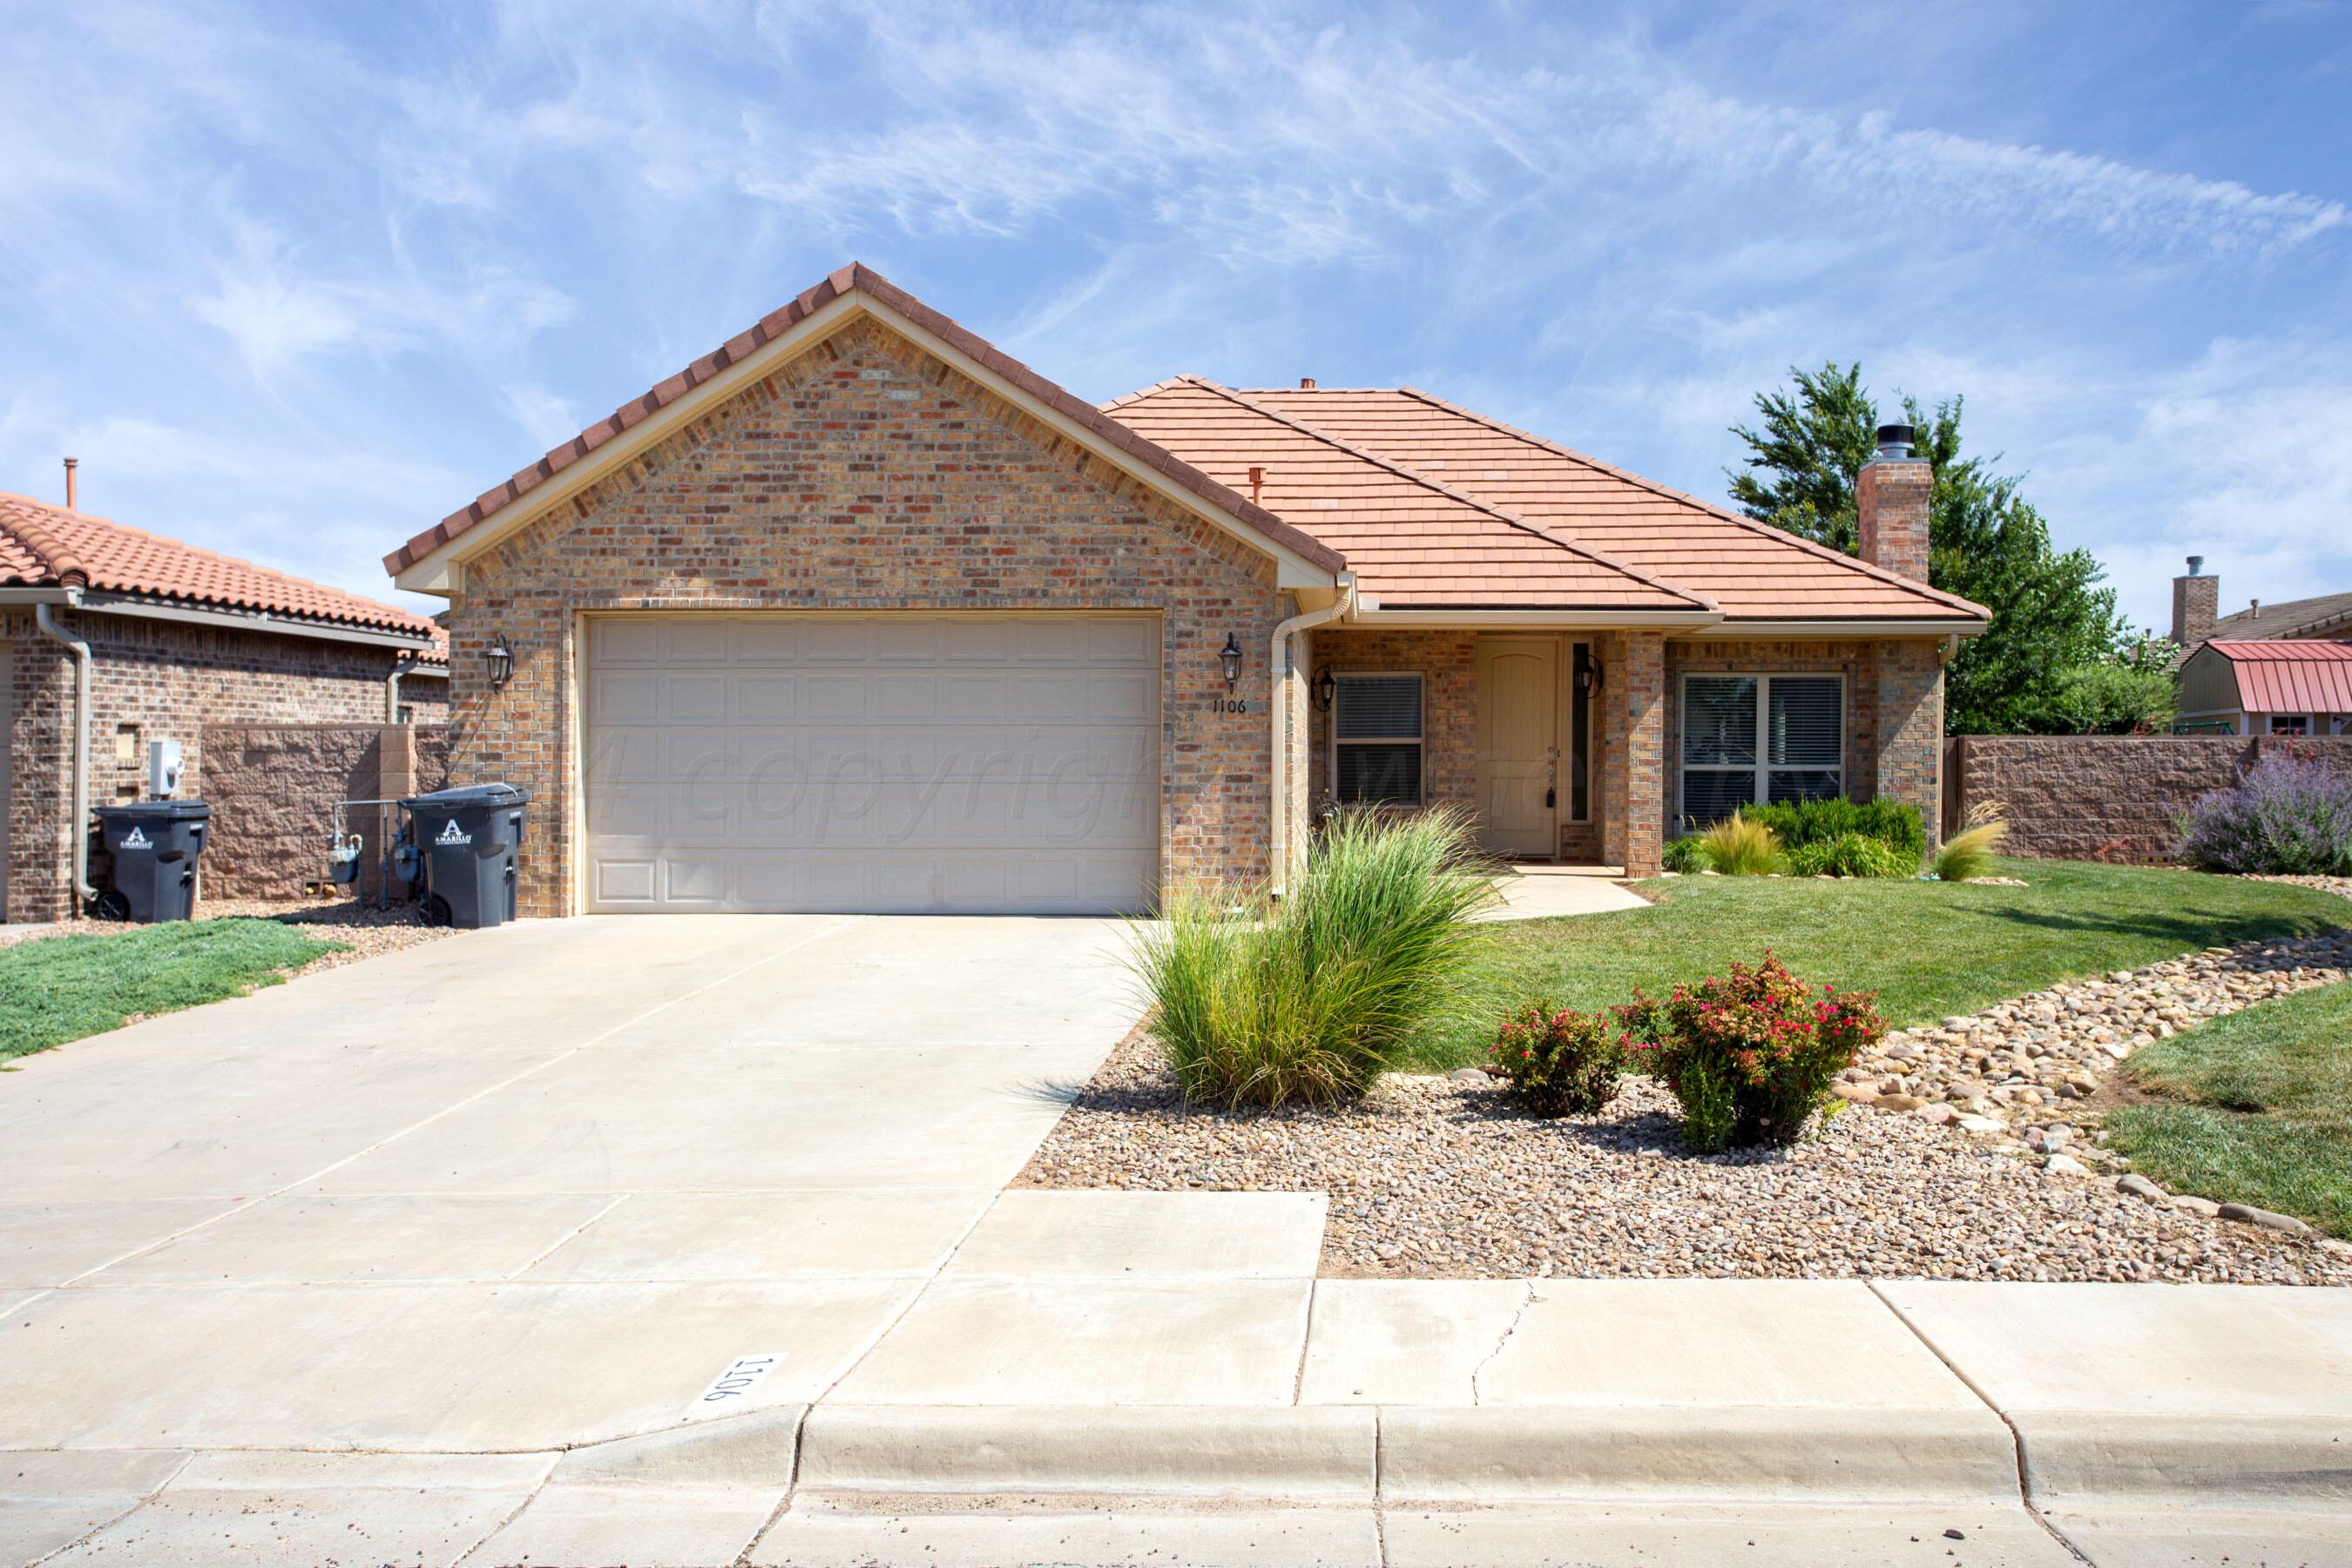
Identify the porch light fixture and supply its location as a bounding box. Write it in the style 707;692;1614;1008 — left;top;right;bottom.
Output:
1576;654;1605;696
1312;666;1336;712
1219;633;1243;690
486;635;516;691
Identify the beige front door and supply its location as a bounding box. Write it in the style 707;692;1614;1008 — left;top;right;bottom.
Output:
1475;636;1560;858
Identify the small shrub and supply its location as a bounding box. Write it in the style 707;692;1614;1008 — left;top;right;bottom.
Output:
1699;814;1782;875
1131;807;1495;1109
1661;835;1713;874
1932;821;2007;882
1740;797;1926;858
1489;1000;1628;1116
2177;754;2352;876
1614;953;1886;1152
1786;832;1916;879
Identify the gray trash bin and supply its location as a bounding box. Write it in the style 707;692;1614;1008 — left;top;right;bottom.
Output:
91;800;213;923
402;783;529;928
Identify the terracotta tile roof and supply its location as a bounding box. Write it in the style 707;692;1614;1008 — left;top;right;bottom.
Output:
1186;385;1989;623
388;262;1346;580
2204;640;2352;714
1;490;436;640
1101;380;1711;612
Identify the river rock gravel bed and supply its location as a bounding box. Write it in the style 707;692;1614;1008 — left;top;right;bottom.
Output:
1842;929;2352;1140
1017;1032;2352;1285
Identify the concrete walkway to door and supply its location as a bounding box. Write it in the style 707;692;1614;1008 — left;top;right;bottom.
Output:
0;914;1136;1467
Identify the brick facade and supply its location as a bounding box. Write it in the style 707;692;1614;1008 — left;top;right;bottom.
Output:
1857;454;1932;585
199;722;452;901
442;316;1289;916
3;607;433;922
1301;628;1478;817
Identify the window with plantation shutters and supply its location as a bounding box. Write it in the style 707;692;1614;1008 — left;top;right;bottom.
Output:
1679;673;1844;829
1333;672;1423;806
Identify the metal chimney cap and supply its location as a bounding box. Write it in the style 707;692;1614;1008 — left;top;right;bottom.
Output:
1873;422;1916;458
2186;555;2205;577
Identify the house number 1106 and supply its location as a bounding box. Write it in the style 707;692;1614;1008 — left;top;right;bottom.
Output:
1212;699;1249;713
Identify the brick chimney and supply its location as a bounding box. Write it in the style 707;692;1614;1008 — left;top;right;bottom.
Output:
1855;423;1930;581
2171;556;2218;647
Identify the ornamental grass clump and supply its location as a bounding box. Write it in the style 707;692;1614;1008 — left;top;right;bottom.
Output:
1661;835;1713;874
1131;807;1495;1110
1490;1000;1628;1116
1931;820;2007;882
1613;953;1885;1153
1698;814;1782;875
2177;754;2352;876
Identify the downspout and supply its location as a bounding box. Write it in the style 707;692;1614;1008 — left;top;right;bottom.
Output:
34;597;94;914
385;652;420;722
1269;573;1356;896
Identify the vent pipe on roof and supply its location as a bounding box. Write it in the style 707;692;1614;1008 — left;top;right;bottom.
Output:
63;456;78;511
2251;599;2261;619
1299;378;1316;389
1248;466;1264;506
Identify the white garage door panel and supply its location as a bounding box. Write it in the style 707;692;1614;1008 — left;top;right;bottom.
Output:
585;614;1160;914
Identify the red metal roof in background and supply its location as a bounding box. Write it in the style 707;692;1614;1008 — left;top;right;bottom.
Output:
2207;640;2352;713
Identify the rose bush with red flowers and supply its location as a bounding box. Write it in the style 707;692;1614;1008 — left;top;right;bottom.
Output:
1489;1000;1627;1117
1611;953;1884;1153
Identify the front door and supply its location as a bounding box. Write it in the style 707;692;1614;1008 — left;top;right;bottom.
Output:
1475;637;1560;857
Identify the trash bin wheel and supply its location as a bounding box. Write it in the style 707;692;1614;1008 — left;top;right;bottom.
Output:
420;893;454;928
91;889;132;922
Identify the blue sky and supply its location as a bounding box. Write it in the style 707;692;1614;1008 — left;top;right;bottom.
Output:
3;0;2348;631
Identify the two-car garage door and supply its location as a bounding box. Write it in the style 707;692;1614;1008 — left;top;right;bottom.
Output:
584;614;1159;914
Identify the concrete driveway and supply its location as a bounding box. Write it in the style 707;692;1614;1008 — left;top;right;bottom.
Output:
0;915;1137;1457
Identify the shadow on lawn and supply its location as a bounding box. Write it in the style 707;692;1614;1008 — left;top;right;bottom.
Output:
1950;902;2343;950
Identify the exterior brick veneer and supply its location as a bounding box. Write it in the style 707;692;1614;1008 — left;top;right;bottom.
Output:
4;607;430;923
1301;629;1477;816
442;317;1288;916
1947;734;2352;862
1857;454;1932;585
199;722;451;901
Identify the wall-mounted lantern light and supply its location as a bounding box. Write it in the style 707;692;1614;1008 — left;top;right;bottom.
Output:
1219;633;1243;690
487;635;516;691
1575;654;1605;696
1312;666;1336;712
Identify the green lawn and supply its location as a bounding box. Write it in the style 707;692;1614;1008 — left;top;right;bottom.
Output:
0;919;343;1064
1406;858;2351;1071
2105;979;2352;1238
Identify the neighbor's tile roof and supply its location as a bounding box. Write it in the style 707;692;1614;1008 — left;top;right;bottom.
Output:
1157;385;1988;623
1101;380;1711;612
2206;639;2352;714
1;489;437;639
2209;592;2352;643
387;262;1345;579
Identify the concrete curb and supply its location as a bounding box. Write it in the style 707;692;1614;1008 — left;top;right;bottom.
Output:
2017;1411;2352;1504
1378;1405;2024;1504
551;1404;807;1487
796;1405;1377;1498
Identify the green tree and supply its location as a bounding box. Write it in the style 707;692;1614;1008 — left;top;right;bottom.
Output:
1727;362;2135;734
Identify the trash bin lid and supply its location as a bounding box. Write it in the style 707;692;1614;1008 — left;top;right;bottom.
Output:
91;799;213;821
402;782;529;810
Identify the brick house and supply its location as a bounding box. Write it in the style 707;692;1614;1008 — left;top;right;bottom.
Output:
385;264;1987;917
3;489;447;922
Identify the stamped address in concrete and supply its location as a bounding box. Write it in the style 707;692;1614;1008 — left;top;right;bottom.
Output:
685;1352;786;1420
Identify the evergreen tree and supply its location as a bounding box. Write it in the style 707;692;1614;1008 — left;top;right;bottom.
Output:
1728;363;2133;734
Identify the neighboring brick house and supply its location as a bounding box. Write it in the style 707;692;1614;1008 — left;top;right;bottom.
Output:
385;264;1987;916
2169;556;2352;658
3;490;446;922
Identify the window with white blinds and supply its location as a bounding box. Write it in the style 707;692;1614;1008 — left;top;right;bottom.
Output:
1333;672;1423;807
1679;673;1843;828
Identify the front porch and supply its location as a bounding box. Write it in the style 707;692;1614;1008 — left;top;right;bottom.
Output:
1299;625;1945;878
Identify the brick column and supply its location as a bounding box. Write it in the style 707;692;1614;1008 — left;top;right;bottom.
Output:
1876;638;1945;848
1603;631;1666;877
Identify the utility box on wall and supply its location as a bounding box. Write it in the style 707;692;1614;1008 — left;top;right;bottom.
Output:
148;740;185;798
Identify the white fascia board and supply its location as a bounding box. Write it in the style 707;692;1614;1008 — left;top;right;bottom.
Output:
1347;607;1723;630
1686;618;1990;639
395;290;1342;597
0;587;74;605
392;292;866;594
78;593;436;652
855;298;1339;591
